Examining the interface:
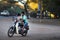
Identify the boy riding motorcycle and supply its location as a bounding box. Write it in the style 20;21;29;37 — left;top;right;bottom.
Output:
14;12;29;34
14;13;24;34
21;12;29;30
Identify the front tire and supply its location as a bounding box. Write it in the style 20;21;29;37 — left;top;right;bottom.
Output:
8;27;14;37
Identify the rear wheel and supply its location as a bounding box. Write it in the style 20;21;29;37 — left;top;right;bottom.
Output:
8;27;14;37
21;30;28;36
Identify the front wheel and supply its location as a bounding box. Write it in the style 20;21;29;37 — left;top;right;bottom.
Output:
8;27;14;37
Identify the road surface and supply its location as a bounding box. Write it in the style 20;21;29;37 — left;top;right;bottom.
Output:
0;16;60;40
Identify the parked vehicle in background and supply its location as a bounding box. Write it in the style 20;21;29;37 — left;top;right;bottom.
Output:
0;10;10;16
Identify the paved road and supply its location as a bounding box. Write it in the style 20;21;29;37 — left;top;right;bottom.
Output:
0;16;60;40
29;18;60;26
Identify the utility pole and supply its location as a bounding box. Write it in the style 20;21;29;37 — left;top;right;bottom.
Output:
24;0;29;19
37;0;43;22
38;0;43;19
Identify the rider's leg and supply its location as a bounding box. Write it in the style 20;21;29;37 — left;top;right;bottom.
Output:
24;22;29;30
19;23;24;34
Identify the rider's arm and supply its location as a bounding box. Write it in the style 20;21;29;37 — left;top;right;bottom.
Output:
22;15;27;20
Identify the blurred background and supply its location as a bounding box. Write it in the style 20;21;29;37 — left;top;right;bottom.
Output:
0;0;60;40
0;0;60;19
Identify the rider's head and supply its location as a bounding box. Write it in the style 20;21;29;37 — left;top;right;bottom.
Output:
17;13;21;16
22;12;25;16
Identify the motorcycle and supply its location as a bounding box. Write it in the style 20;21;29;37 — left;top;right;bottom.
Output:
8;19;29;37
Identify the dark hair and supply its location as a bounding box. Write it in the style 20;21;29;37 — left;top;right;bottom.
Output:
17;13;21;16
22;12;25;15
